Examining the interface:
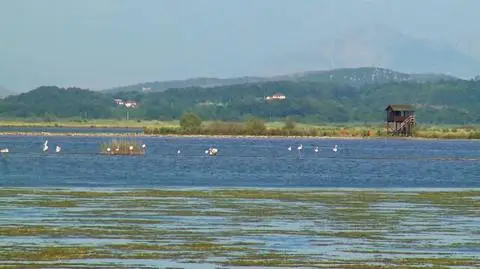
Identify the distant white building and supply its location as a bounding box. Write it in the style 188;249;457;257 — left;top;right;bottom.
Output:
114;99;124;105
265;93;286;101
114;98;137;108
124;101;137;108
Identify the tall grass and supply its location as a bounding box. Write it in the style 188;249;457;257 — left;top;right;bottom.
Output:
2;118;480;139
143;122;480;139
143;122;381;138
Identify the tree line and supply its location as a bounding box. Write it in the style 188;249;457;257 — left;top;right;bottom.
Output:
1;78;480;124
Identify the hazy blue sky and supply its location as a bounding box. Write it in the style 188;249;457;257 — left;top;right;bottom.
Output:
1;0;480;91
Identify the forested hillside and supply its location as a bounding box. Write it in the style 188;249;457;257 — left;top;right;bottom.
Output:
103;67;457;94
1;78;479;124
0;86;114;118
113;79;480;124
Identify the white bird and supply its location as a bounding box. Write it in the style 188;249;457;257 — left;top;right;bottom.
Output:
314;146;319;153
115;147;120;152
55;146;61;153
129;145;134;151
287;146;292;151
0;148;9;153
43;140;48;152
209;148;218;156
177;149;181;154
332;145;338;152
205;147;218;156
106;147;111;152
142;144;146;149
297;144;303;151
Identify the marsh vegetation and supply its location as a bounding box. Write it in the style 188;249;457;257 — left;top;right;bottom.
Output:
0;188;478;268
100;139;145;155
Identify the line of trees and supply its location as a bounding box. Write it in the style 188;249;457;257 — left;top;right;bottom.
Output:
1;78;480;124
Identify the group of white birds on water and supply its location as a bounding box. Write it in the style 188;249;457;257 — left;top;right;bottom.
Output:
287;144;338;153
105;143;146;153
1;141;338;156
42;140;62;153
0;139;62;154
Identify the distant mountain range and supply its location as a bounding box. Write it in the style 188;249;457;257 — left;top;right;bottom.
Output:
103;26;480;95
103;76;268;94
3;25;480;94
103;67;459;94
267;25;480;80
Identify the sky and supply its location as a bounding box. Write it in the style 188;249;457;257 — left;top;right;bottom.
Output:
1;0;480;92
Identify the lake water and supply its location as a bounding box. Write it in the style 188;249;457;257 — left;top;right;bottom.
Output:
1;135;479;268
0;126;142;134
0;136;479;188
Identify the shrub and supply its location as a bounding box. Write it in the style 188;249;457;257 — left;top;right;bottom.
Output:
179;113;202;133
283;116;296;130
244;117;266;135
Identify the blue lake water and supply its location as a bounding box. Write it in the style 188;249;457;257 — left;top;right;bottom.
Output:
1;136;479;188
0;126;142;133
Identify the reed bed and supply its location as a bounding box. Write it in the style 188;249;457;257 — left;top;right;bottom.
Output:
100;139;145;155
2;119;480;139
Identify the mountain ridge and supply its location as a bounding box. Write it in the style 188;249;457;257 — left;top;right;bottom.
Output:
103;67;459;94
263;25;480;79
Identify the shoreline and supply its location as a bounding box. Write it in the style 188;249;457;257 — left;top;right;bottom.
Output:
0;131;477;141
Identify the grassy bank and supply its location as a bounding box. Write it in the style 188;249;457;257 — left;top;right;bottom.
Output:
145;121;480;139
1;119;480;139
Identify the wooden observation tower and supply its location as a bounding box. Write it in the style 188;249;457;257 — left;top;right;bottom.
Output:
385;104;416;136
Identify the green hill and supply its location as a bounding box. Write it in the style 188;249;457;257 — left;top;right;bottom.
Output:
0;86;114;118
1;72;478;124
103;76;269;94
103;67;458;94
125;79;479;124
278;67;457;86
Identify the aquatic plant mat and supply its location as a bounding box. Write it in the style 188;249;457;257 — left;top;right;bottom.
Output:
0;188;478;268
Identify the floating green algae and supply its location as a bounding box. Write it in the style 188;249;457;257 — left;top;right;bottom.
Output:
0;188;478;268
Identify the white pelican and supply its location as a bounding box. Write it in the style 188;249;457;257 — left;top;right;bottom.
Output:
55;146;61;153
206;147;218;156
43;140;48;152
209;148;218;156
0;148;9;153
333;145;338;152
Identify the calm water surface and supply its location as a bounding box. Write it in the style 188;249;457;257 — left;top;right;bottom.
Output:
0;136;479;188
0;126;142;133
